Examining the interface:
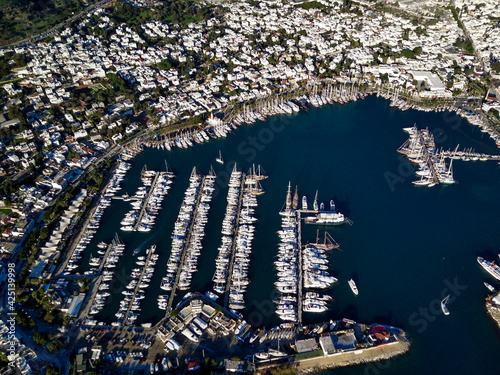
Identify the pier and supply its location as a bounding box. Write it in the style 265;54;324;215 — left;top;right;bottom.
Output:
224;175;246;309
416;130;441;185
296;210;303;326
133;171;161;231
440;150;500;161
98;241;117;272
122;246;156;324
165;175;206;314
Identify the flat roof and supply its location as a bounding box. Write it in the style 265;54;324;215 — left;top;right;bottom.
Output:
296;338;319;353
319;334;336;354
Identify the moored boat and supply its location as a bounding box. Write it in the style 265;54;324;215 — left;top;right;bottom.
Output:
304;211;346;226
477;257;500;281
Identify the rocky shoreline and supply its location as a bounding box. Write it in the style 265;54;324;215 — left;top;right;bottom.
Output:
486;302;500;331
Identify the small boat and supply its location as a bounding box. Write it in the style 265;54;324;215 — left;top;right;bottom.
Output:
484;282;496;293
205;290;218;301
249;329;260;344
330;200;335;212
348;279;358;295
255;350;269;360
216;150;224;164
320;202;325;211
302;196;308;211
133;248;140;256
441;294;450;315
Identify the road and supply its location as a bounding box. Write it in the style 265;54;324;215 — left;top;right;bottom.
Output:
1;0;114;50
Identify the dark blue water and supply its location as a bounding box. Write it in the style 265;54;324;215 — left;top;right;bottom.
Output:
83;96;500;374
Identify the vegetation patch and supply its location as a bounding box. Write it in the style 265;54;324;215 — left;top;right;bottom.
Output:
0;0;87;45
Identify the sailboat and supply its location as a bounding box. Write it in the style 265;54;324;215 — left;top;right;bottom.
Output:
441;295;450;315
314;230;339;251
285;182;292;210
292;186;299;210
216;150;224;165
313;190;319;211
268;337;287;357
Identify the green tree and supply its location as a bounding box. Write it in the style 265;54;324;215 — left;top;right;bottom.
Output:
158;60;173;70
34;332;47;345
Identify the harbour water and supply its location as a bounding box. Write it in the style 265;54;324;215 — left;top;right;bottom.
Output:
81;96;500;374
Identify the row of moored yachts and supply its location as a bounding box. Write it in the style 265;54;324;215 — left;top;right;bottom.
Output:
226;187;260;311
274;210;300;322
115;245;158;325
212;167;244;294
302;244;337;313
147;123;234;151
399;125;455;186
159;168;215;298
177;171;215;291
88;240;126;315
63;161;130;274
274;210;338;321
120;170;174;232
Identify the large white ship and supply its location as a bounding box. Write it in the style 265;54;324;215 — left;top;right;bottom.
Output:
477;257;500;281
304;211;346;225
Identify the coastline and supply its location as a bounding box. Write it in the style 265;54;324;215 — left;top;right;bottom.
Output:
486;293;500;332
295;338;410;373
138;82;500;157
35;89;500;375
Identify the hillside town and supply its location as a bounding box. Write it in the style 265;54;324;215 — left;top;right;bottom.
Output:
0;0;500;373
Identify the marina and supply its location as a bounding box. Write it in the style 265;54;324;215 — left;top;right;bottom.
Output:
59;161;131;276
117;244;159;325
398;125;500;186
46;96;500;375
224;165;267;311
274;183;343;324
119;166;174;232
160;167;207;312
